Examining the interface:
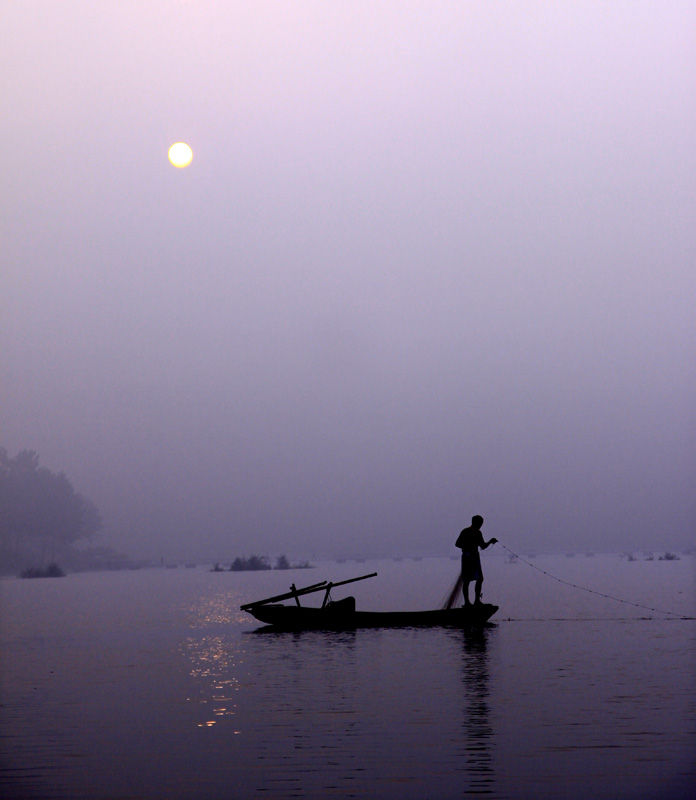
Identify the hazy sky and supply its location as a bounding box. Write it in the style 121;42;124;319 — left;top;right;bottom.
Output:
2;1;694;560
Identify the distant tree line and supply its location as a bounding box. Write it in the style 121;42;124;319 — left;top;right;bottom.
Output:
0;448;104;574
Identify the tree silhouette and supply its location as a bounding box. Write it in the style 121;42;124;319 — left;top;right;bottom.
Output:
0;448;102;570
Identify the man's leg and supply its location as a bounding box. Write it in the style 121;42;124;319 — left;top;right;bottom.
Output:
463;580;471;606
474;578;483;604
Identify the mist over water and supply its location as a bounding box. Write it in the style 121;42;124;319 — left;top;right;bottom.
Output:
1;2;694;563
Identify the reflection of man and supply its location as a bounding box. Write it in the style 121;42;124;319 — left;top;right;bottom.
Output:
456;515;497;606
461;626;495;793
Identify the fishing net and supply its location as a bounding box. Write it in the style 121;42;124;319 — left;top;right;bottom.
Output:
442;570;463;610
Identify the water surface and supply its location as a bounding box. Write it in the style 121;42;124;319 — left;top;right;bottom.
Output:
1;554;694;798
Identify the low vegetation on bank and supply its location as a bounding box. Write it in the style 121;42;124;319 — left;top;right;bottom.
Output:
627;551;682;562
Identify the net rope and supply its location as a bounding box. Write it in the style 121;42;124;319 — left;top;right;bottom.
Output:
499;543;691;619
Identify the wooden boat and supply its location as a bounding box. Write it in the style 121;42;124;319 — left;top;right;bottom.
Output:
241;573;498;631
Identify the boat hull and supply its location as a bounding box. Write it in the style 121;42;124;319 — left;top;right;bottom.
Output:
247;599;498;631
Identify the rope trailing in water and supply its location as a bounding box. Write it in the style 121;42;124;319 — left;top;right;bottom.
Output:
500;543;691;619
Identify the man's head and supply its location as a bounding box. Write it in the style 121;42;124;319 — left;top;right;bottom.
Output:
472;515;484;528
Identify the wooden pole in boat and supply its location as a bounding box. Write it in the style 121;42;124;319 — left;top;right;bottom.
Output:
240;573;378;611
326;572;377;589
240;580;328;610
321;573;378;607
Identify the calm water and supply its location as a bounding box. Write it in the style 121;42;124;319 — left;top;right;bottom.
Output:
1;554;694;799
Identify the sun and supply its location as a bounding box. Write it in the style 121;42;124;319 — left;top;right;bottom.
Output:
168;142;193;168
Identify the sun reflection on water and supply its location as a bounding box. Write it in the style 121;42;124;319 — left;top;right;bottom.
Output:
177;591;250;730
180;633;247;729
182;592;240;628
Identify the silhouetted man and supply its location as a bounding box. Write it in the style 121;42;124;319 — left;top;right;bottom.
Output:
456;515;497;606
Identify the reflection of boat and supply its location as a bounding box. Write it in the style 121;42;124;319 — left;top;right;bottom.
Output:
241;573;498;631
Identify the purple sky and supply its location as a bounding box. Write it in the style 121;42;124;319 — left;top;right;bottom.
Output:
2;1;694;560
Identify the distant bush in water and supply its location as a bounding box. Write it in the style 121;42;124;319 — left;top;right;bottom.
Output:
275;554;313;570
20;562;65;578
659;552;680;561
230;555;272;571
215;555;314;572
